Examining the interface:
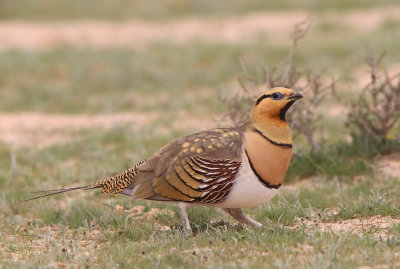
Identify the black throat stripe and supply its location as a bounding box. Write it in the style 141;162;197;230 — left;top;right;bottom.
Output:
252;128;293;149
245;150;281;189
279;101;295;121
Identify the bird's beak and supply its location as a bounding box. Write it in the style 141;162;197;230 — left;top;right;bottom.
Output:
288;92;303;101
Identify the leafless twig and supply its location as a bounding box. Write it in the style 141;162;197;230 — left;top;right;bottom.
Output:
346;51;400;140
219;17;332;151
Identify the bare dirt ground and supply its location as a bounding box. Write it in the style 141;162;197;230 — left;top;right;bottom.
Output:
295;214;400;241
0;7;399;50
378;152;400;179
0;112;155;147
0;112;214;148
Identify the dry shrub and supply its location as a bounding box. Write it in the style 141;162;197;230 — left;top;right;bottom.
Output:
344;51;400;141
219;18;334;151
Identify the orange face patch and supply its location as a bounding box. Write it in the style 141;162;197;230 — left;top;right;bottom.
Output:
253;87;297;121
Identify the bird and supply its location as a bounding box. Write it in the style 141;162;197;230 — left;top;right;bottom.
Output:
25;87;302;234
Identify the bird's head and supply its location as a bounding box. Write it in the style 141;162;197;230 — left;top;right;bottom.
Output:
249;87;302;145
251;87;302;123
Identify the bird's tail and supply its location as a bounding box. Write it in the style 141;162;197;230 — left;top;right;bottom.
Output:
22;160;145;202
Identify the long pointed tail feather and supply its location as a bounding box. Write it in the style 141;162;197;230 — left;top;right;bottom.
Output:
22;160;145;202
21;185;99;202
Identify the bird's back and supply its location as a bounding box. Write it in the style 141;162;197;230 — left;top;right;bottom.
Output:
121;127;245;204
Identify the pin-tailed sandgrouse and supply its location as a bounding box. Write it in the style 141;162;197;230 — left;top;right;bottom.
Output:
27;87;303;233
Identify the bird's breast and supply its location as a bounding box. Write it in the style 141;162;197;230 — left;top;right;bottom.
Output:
216;157;279;208
244;131;292;187
215;132;292;208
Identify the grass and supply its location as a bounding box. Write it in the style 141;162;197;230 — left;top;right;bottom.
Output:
0;1;400;268
0;0;398;21
0;43;399;266
287;150;372;181
0;124;399;267
287;134;400;182
2;175;400;267
2;22;400;115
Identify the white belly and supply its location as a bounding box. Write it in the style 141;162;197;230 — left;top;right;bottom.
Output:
216;161;279;208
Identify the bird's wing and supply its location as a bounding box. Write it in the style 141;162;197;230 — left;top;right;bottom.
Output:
125;128;244;204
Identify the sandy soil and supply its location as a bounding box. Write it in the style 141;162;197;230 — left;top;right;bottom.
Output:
0;112;156;147
0;7;399;50
0;111;214;148
0;13;307;50
296;214;400;241
378;152;400;179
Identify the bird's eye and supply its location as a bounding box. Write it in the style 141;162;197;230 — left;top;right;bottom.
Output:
271;92;283;100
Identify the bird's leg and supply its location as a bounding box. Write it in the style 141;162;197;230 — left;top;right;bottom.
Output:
221;208;262;228
178;203;192;235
